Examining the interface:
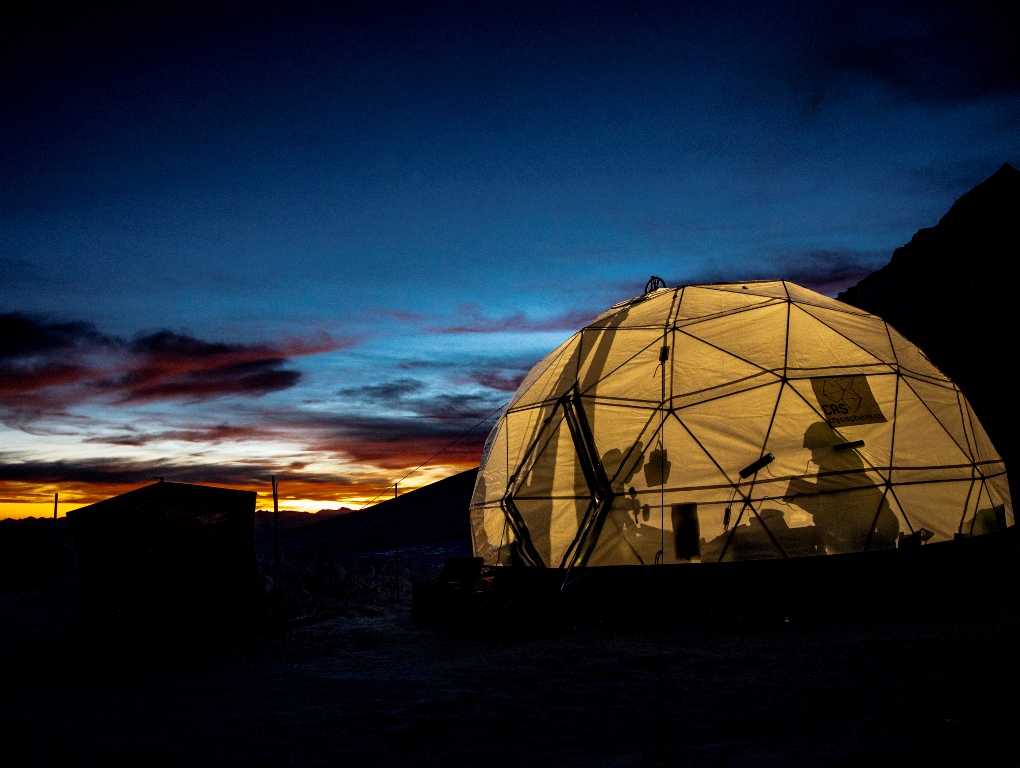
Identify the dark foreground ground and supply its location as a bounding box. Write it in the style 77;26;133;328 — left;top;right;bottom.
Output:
2;578;1018;767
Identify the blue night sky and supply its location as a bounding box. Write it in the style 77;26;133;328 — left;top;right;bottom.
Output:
2;1;1018;515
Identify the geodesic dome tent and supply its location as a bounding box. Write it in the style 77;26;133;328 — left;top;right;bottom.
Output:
469;281;1012;568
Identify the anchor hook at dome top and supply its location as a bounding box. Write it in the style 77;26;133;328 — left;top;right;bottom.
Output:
644;276;666;294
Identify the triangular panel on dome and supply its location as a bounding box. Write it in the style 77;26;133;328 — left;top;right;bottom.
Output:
510;333;582;408
891;379;975;476
953;477;983;536
892;477;973;543
674;285;780;324
588;289;678;330
701;504;787;562
783;373;896;473
761;379;891;486
470;502;509;565
887;326;950;382
504;404;561;482
785;304;891;376
578;328;668;403
784;283;871;316
587;290;662;327
514;495;589;568
900;376;975;462
509;408;584;500
580;401;659;491
678;301;789;373
584;495;664;566
508;407;591;567
959;397;1002;465
474;419;509;508
638;412;739;498
587;290;674;330
671;331;782;407
795;303;896;364
984;473;1014;526
877;488;912;544
777;472;897;554
709;281;790;300
674;381;782;485
965;479;1014;535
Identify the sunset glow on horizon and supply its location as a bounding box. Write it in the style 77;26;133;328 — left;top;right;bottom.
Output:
2;3;1018;519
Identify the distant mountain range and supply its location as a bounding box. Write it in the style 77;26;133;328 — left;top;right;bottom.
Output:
254;508;354;539
839;162;1019;497
276;468;476;551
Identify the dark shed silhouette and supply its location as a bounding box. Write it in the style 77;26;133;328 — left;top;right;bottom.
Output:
67;481;264;633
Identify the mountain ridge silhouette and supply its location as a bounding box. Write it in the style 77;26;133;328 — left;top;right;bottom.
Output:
839;162;1019;497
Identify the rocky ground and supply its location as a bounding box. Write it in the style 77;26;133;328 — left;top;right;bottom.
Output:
2;573;1017;767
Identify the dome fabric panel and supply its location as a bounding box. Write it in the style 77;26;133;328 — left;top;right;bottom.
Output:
680;302;789;371
470;281;1013;567
509;335;581;409
673;286;777;322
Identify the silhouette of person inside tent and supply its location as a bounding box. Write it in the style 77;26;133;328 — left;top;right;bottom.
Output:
783;422;899;554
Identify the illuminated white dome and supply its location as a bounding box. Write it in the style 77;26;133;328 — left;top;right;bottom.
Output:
470;281;1011;567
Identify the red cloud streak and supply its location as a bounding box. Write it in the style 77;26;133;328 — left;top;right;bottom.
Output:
0;314;358;418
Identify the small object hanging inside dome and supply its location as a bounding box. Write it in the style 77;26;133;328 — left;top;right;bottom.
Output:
644;276;666;294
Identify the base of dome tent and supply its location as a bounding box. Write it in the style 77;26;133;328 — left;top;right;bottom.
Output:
412;527;1020;628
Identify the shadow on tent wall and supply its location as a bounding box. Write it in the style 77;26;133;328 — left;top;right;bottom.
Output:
413;527;1020;630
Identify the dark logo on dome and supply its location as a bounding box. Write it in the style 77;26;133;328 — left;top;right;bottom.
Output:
810;375;887;427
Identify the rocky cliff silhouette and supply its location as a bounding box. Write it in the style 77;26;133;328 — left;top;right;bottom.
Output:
839;163;1019;497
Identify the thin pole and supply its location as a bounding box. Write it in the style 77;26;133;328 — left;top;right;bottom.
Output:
49;492;58;625
393;483;399;601
272;476;281;598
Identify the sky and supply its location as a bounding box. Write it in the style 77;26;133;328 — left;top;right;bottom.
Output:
2;1;1018;517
